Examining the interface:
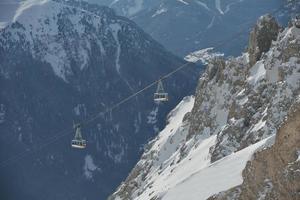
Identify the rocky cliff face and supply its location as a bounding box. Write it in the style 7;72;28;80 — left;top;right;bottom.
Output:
109;15;300;200
247;14;281;66
0;1;198;199
187;14;296;162
209;103;300;200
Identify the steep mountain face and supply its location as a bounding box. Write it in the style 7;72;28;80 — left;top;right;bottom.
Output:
95;0;286;56
209;103;300;200
109;15;300;200
0;0;199;199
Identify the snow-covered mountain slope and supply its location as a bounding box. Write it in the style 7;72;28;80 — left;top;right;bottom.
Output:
109;16;300;200
109;96;274;200
0;1;199;199
96;0;288;56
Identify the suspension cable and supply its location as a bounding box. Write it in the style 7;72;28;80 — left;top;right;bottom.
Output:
0;1;296;168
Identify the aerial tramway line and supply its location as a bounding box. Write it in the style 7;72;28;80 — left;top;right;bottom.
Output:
0;1;299;166
70;74;171;149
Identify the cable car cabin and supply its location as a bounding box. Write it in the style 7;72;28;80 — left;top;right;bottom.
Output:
154;79;169;102
71;139;86;149
154;92;169;102
71;124;86;149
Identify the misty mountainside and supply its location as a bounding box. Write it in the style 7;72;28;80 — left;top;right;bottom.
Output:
92;0;289;57
109;15;300;200
0;0;199;199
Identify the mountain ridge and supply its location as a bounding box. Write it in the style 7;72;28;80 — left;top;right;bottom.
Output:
109;15;300;200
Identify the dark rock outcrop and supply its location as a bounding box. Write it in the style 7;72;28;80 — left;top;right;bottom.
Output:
248;14;280;66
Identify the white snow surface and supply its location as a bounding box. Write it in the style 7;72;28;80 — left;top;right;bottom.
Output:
184;47;224;64
4;0;128;81
162;137;272;200
112;95;273;200
247;60;266;85
0;22;7;29
10;0;91;81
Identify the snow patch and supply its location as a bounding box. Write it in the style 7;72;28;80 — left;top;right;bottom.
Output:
83;154;99;180
110;23;122;74
127;0;144;16
184;47;224;64
177;0;189;5
152;7;167;18
215;0;224;15
247;60;266;85
251;118;266;133
0;22;7;29
147;107;159;124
